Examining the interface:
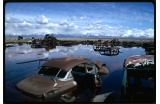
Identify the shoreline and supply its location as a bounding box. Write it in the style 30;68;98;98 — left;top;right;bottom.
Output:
5;38;154;43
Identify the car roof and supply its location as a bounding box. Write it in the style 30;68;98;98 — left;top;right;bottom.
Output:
124;55;154;69
42;56;91;71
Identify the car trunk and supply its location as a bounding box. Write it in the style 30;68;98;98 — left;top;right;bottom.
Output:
16;75;57;97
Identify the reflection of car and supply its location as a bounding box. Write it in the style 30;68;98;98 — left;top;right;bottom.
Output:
93;44;120;56
44;45;56;51
16;56;109;101
31;41;43;48
98;47;120;56
5;43;15;47
27;40;32;44
121;55;155;102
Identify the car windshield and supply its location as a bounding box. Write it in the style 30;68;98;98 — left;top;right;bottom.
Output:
37;66;67;78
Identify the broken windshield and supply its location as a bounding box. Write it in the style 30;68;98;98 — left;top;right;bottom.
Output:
37;66;67;78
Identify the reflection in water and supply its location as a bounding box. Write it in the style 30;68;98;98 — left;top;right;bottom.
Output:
93;44;120;56
44;45;56;51
5;44;150;102
18;42;23;46
98;49;120;56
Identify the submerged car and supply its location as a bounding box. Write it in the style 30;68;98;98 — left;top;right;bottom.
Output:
92;55;155;103
16;56;109;101
121;55;155;102
31;41;43;48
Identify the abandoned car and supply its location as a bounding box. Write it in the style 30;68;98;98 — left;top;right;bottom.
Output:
16;56;109;101
121;55;155;102
31;40;43;48
91;55;155;103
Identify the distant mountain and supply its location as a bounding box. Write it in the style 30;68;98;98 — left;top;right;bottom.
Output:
5;34;154;39
5;34;44;38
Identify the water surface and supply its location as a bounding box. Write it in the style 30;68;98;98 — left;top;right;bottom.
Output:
5;44;147;102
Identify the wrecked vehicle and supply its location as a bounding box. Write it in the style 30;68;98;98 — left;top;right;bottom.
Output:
31;40;43;48
121;55;155;102
17;36;23;40
16;56;109;101
92;55;155;103
31;34;58;48
93;44;120;56
43;34;58;46
91;91;116;102
71;58;109;92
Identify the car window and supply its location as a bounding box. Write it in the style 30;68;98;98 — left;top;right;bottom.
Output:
85;64;94;73
73;64;85;73
67;71;73;78
57;69;67;78
86;62;98;73
38;66;67;78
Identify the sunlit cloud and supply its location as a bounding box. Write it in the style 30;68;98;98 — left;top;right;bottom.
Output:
5;2;154;38
35;15;49;24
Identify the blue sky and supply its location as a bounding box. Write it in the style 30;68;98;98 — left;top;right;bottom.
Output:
5;2;154;38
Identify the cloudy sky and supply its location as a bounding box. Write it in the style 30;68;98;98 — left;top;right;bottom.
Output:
5;2;154;38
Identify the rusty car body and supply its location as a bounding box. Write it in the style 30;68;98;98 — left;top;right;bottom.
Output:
121;55;155;102
91;55;155;103
42;34;58;46
31;40;43;48
31;34;58;48
16;56;109;101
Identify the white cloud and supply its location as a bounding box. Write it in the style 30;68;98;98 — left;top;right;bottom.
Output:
5;17;24;23
144;29;154;38
19;21;32;27
121;29;154;38
59;20;69;26
80;16;88;20
68;16;77;21
68;16;88;21
91;20;103;25
35;15;49;24
5;15;154;38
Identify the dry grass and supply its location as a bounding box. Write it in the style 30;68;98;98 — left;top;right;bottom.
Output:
5;37;154;43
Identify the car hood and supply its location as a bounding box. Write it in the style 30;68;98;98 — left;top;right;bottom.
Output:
16;75;59;97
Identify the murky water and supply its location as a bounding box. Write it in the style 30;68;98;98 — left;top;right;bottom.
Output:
5;43;148;102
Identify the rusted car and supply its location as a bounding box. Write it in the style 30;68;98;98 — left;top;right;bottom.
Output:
92;55;155;103
16;56;109;101
31;40;43;48
121;55;155;102
42;34;58;46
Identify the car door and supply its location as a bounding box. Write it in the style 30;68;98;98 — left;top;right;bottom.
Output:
71;64;86;89
85;63;102;92
72;63;102;92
